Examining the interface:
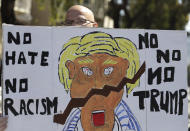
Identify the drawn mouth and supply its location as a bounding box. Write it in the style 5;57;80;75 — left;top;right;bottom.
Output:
92;110;105;126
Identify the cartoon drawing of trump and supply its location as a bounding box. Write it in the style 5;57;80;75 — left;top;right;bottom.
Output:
56;31;144;131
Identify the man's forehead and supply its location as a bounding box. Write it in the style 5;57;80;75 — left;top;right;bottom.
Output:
67;5;93;15
66;7;94;21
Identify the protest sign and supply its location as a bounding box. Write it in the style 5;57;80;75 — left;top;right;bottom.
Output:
2;24;188;131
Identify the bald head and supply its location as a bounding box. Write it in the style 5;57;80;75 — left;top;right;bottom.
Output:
65;5;98;27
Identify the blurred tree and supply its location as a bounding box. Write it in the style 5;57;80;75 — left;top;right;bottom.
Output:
1;0;16;24
107;0;190;29
188;64;190;87
36;0;84;25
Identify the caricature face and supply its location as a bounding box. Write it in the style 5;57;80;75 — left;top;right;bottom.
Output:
66;53;129;131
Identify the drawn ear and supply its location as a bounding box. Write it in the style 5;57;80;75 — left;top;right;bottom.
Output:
65;60;75;79
122;59;129;71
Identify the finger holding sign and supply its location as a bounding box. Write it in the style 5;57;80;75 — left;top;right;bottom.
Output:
0;114;8;131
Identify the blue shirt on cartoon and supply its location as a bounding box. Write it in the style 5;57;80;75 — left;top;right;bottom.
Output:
63;100;141;131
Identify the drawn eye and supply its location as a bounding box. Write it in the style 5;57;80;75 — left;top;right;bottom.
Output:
104;67;113;75
82;67;93;76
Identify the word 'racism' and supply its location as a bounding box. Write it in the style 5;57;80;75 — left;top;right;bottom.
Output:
4;32;58;116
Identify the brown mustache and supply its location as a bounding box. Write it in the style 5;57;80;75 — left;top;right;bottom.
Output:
54;62;146;125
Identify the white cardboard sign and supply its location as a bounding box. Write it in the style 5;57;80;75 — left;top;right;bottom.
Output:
2;25;188;131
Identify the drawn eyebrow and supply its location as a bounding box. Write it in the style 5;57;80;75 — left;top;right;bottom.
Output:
53;62;146;125
78;58;94;64
103;58;118;65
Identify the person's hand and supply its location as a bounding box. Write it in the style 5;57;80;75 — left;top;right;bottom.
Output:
0;114;8;131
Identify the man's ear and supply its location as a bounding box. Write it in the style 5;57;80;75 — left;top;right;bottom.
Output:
93;22;98;27
65;60;75;79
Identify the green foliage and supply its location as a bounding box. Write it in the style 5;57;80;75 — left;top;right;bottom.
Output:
36;0;84;25
35;0;46;11
107;0;190;29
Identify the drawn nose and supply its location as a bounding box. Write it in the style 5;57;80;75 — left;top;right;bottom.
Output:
94;81;104;89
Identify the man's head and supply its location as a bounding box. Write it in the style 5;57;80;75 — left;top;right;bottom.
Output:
58;32;139;130
64;5;98;27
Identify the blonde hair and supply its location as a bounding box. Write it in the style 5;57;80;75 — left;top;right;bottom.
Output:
58;31;140;94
